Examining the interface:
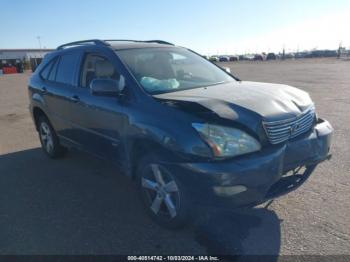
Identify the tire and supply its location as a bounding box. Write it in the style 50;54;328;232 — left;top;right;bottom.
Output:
37;115;66;158
136;155;191;229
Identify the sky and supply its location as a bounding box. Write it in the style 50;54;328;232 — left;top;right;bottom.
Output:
1;0;350;55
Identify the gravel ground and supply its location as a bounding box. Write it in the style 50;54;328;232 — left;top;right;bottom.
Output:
0;58;349;258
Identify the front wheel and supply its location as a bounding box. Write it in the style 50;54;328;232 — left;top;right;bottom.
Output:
136;156;190;229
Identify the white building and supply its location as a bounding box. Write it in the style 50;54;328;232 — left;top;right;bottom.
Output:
0;49;54;70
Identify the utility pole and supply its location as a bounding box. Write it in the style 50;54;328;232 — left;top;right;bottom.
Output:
338;41;342;59
37;36;42;50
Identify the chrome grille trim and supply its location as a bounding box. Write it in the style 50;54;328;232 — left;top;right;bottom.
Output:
263;107;315;144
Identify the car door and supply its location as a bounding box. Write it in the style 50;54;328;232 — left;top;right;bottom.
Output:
40;51;82;140
68;52;127;165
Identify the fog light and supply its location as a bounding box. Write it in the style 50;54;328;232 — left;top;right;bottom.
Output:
213;185;247;197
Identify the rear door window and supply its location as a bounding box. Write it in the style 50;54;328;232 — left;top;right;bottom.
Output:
55;52;81;85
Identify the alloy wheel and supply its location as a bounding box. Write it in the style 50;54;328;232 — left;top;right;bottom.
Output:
141;164;180;219
40;122;54;154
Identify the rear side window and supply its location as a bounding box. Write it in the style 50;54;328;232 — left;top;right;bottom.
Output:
48;58;59;81
55;52;81;85
40;57;57;80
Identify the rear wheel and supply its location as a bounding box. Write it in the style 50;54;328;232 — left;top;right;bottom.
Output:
38;116;66;158
137;155;190;229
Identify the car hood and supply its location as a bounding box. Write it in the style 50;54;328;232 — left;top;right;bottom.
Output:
154;81;313;122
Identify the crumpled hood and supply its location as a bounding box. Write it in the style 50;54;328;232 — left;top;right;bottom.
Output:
154;81;313;122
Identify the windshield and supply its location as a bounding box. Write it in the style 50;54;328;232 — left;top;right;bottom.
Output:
116;47;235;94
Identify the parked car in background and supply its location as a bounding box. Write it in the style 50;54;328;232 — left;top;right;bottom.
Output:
266;53;277;60
329;49;340;58
238;55;248;61
28;39;333;228
284;53;295;59
219;56;229;62
310;50;338;58
295;52;309;59
209;56;219;62
254;54;264;61
229;55;239;61
240;55;255;61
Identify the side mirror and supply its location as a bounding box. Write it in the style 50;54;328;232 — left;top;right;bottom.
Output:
90;76;126;97
224;67;231;73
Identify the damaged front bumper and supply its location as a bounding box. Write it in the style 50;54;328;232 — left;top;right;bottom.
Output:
163;118;333;209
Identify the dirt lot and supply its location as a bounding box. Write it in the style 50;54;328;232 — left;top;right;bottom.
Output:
0;58;349;257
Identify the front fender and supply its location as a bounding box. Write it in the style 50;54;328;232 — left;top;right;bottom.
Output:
121;119;212;178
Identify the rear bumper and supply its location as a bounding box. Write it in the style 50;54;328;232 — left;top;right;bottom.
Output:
161;118;333;208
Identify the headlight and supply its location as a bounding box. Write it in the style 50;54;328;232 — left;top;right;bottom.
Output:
192;123;261;157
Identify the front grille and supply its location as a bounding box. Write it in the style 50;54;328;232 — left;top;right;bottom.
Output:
263;107;315;144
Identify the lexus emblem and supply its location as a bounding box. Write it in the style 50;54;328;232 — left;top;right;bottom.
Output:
290;123;301;134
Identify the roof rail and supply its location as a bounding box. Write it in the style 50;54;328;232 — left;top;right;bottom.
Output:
104;39;174;46
57;39;175;50
104;39;141;43
57;39;110;50
143;40;174;45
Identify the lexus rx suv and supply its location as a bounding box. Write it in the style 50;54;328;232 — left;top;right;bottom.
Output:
28;39;333;228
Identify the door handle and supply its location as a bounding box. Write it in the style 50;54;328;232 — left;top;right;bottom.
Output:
70;95;80;103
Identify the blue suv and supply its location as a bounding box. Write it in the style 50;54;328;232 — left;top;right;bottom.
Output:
28;40;333;228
